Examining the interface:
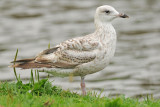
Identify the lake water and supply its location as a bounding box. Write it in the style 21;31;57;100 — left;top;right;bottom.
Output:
0;0;160;98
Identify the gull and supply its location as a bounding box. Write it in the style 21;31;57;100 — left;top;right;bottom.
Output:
11;5;129;95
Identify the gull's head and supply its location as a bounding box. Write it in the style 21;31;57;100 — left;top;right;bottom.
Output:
95;5;129;23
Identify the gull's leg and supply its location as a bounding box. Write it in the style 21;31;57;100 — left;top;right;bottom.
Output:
81;76;86;95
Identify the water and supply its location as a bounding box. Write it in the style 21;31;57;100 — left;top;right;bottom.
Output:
0;0;160;98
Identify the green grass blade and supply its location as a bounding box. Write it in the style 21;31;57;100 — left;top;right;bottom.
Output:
13;49;19;81
13;68;18;81
31;69;34;85
14;49;18;62
37;70;39;82
47;74;50;78
35;70;37;81
47;43;50;78
48;43;50;49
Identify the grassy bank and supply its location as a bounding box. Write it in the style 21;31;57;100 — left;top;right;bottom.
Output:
0;78;160;107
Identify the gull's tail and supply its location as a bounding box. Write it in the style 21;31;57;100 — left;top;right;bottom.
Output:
10;58;52;69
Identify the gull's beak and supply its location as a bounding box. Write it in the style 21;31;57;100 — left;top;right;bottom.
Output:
118;13;129;18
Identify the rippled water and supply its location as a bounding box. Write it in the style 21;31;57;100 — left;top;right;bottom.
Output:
0;0;160;98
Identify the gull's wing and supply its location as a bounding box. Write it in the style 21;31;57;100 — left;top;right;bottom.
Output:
35;36;100;68
11;35;100;69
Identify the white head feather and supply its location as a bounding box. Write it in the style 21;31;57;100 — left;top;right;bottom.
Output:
94;5;128;25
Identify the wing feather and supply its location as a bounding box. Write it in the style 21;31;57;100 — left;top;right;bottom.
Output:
35;35;100;68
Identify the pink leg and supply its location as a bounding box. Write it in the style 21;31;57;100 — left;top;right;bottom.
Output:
81;76;86;95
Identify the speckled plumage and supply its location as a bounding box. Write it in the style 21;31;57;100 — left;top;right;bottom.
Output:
35;7;118;77
11;5;129;95
37;23;116;76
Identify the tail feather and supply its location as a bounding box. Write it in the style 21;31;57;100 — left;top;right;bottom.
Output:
10;58;53;69
11;58;35;63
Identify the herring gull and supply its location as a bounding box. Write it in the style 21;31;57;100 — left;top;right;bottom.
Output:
11;5;129;95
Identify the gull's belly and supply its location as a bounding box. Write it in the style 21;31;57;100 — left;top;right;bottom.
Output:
75;42;116;76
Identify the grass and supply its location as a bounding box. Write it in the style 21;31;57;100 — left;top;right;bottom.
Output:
1;48;160;107
1;78;160;107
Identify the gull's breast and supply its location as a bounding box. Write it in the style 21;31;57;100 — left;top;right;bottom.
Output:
74;36;117;76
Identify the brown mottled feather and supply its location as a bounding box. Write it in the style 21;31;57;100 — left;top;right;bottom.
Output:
12;62;52;69
38;47;58;56
11;58;78;69
53;62;78;68
11;58;35;63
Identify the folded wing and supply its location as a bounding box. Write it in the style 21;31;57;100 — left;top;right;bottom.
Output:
12;35;100;69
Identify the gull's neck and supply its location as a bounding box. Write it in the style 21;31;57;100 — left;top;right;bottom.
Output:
94;20;116;41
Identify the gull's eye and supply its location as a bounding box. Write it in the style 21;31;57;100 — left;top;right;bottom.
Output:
105;10;110;14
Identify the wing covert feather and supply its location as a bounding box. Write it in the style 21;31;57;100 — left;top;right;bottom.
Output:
35;35;100;68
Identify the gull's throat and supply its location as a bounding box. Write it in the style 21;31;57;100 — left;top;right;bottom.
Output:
94;21;116;41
